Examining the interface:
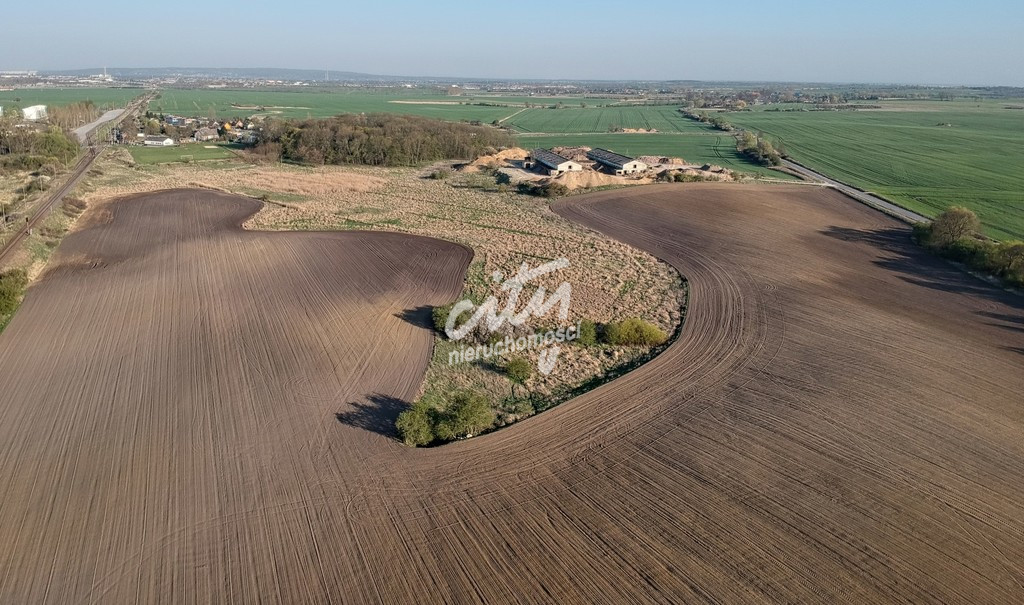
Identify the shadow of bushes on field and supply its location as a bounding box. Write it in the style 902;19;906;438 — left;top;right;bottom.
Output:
821;225;1023;311
335;393;407;438
394;306;435;331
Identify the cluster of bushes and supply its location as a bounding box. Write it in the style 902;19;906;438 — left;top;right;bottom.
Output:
602;318;669;346
737;131;782;166
913;207;1024;287
396;390;495;446
17;177;50;195
253;114;515;167
0;122;79;177
657;170;710;183
0;269;28;319
681;109;733;131
517;181;569;198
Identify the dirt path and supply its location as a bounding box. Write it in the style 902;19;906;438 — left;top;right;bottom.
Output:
0;185;1022;603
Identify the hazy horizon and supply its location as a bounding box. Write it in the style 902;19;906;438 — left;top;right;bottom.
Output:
4;0;1023;87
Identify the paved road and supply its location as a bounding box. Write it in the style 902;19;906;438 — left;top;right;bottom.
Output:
72;109;125;144
782;159;930;224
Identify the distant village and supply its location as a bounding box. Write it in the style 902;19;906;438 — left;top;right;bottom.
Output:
114;112;260;147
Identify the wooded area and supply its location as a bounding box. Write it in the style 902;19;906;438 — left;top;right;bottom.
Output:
253;114;515;166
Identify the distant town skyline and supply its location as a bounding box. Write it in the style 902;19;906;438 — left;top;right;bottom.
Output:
4;0;1023;86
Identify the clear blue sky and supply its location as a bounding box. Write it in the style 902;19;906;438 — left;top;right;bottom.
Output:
4;0;1022;85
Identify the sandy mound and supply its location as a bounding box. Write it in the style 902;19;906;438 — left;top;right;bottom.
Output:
551;146;592;163
637;155;686;166
550;170;651;190
468;147;529;168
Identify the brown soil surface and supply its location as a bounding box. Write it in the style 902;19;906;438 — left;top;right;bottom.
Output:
1;184;1022;602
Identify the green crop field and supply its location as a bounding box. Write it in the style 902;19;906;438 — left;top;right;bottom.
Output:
20;88;1017;237
149;89;528;122
505;106;700;133
0;87;144;111
128;143;241;165
727;100;1024;240
518;133;794;179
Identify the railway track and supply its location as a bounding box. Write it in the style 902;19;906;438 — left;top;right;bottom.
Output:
0;148;97;267
0;92;153;268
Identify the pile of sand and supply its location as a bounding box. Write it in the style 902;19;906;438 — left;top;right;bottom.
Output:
550;170;652;191
637;155;686;167
551;146;592;162
468;147;529;168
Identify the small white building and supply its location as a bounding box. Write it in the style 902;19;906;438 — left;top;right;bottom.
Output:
143;135;175;147
586;148;648;175
22;105;47;121
526;148;582;176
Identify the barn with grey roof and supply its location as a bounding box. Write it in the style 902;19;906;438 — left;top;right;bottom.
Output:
586;148;648;175
525;149;583;175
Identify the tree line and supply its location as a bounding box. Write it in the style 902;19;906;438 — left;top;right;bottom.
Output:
252;114;515;166
914;207;1024;287
680;109;782;166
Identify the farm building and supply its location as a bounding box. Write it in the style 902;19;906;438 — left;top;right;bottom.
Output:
586;148;648;175
143;136;175;147
525;148;582;176
21;105;47;121
194;127;219;142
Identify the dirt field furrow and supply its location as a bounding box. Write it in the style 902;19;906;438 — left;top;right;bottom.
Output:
0;185;1022;603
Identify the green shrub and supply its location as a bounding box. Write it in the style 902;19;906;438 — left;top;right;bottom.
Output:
505;357;532;397
430;168;451;180
576;319;597;346
434;390;495;440
540;182;569;198
0;269;28;317
911;222;932;245
396;400;436;446
432;302;472;337
602;318;668;346
517;181;569;198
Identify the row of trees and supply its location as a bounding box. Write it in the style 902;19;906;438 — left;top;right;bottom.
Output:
253;114;515;166
46;101;100;131
914;207;1024;287
737;131;782;166
682;109;734;131
680;109;783;167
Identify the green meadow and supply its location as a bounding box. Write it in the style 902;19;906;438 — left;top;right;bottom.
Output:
728;101;1024;239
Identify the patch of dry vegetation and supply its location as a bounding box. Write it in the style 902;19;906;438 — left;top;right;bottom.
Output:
78;150;686;422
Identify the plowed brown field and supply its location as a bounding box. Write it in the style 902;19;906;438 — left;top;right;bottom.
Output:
1;185;1023;603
